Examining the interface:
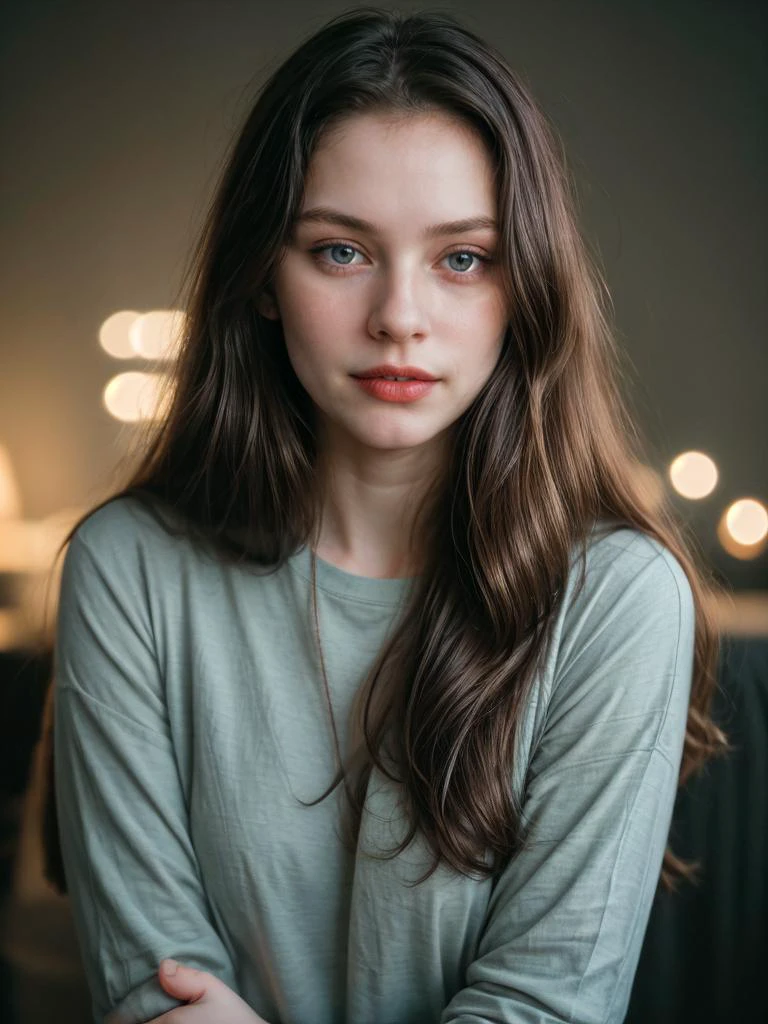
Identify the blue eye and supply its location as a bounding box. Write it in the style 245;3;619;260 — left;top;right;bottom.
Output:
309;244;360;267
308;243;491;278
328;244;357;265
447;251;480;273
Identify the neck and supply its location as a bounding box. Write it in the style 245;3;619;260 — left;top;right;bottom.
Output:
312;427;447;579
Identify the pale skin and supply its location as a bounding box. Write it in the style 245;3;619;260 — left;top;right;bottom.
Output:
261;108;509;578
137;108;509;1022
104;961;267;1023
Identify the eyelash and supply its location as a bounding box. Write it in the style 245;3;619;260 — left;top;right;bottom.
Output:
307;242;493;280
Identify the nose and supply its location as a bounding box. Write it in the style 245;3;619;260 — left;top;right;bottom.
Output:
367;265;430;343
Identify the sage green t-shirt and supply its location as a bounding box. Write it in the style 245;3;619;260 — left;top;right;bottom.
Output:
53;496;695;1023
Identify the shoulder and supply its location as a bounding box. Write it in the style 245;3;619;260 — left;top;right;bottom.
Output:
59;495;201;617
71;493;174;557
66;494;196;577
568;522;693;623
546;523;696;707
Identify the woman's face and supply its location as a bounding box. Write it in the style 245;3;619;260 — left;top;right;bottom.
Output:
262;110;509;459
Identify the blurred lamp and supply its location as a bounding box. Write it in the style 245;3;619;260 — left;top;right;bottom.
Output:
0;443;22;520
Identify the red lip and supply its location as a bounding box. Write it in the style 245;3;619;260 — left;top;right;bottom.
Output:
352;364;439;381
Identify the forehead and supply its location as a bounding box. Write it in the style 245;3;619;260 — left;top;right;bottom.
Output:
300;111;497;225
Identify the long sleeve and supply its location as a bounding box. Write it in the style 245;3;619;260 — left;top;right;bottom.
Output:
440;539;696;1024
53;529;238;1024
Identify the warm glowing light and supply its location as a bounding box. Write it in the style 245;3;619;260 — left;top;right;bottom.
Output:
725;499;768;546
129;309;186;361
0;444;22;519
717;498;768;560
103;372;168;422
668;451;718;499
99;310;142;359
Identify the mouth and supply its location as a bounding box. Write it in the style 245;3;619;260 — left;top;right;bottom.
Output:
352;364;439;382
352;375;438;404
356;375;422;382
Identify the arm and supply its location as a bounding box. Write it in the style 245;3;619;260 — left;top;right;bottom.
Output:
105;960;268;1024
54;530;238;1023
440;539;696;1024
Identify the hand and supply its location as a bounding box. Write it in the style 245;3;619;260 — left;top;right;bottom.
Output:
145;959;269;1023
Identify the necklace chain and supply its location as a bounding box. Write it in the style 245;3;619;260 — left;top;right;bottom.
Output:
310;548;352;801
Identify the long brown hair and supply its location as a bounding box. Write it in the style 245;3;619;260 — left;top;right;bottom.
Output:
47;6;726;893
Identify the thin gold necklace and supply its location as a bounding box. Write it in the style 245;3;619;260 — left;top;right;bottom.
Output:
309;547;353;803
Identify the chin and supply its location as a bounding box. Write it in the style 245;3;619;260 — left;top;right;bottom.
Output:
351;424;445;453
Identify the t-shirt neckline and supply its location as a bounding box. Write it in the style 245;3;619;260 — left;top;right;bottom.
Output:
288;543;415;607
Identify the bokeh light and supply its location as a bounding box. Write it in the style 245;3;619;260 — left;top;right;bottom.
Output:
668;450;718;499
725;498;768;546
98;310;142;359
717;498;768;560
129;309;186;361
102;372;168;422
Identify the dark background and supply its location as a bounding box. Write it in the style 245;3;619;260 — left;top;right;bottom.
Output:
1;0;766;591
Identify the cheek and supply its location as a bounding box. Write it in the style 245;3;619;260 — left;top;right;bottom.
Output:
445;302;507;382
278;303;356;408
444;284;507;339
276;274;356;364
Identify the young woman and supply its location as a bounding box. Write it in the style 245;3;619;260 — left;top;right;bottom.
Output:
51;8;725;1023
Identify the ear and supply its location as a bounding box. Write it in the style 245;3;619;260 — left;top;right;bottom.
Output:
256;288;280;321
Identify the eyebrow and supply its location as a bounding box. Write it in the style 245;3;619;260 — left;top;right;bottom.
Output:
294;206;498;239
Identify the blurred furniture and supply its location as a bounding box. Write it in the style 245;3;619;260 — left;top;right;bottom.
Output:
0;648;90;1023
626;633;768;1021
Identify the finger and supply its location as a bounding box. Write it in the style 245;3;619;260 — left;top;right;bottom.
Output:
156;959;209;1003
